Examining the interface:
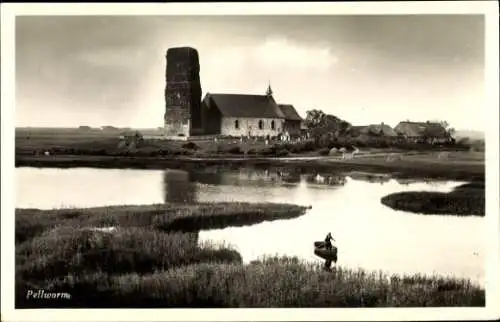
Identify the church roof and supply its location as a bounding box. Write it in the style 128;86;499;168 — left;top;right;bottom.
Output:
204;93;286;118
277;104;303;121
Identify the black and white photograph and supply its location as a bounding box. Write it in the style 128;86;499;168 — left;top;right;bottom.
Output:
1;1;499;321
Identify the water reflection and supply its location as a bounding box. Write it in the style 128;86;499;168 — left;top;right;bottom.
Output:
396;178;438;185
163;170;197;204
348;171;392;184
188;167;347;188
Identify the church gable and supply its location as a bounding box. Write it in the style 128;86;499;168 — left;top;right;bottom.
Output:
277;104;303;122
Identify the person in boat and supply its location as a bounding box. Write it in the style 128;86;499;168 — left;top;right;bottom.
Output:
323;232;336;271
324;232;334;250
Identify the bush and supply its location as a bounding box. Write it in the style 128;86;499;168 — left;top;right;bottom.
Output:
256;145;289;157
182;142;199;150
318;148;330;156
258;146;277;156
227;146;242;154
172;149;193;156
275;149;289;157
284;141;316;154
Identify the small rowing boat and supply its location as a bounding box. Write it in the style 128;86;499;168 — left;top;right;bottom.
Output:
313;241;338;262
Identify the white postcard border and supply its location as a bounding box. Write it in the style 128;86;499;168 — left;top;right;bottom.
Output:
1;1;499;321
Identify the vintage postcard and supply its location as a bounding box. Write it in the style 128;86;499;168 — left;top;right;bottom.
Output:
1;1;499;321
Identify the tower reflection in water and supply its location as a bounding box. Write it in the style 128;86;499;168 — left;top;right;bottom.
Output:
162;169;199;246
163;169;197;204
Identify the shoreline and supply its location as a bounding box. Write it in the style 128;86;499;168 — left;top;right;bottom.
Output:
16;154;485;181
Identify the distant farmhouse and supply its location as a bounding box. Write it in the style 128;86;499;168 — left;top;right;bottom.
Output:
163;47;304;140
350;123;398;138
348;121;452;145
394;121;452;144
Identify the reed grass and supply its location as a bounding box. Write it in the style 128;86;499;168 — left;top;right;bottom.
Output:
15;202;309;244
16;255;484;308
16;226;241;281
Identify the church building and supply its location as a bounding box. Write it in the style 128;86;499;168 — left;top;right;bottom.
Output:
164;46;304;139
200;84;303;138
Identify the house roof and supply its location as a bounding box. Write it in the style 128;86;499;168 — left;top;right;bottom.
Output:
277;104;303;121
365;124;398;137
204;93;286;118
349;124;397;137
348;125;367;136
395;121;448;137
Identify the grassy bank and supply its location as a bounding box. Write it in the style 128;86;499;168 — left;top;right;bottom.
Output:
380;181;485;216
16;129;483;158
15;203;484;308
17;255;484;308
16;152;484;181
15;130;485;181
15;203;309;244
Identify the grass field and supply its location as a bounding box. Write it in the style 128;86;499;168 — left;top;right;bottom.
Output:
381;180;485;216
15;127;483;158
15;203;485;308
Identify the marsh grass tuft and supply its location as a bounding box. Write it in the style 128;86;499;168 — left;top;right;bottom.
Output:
380;180;485;216
15;202;308;244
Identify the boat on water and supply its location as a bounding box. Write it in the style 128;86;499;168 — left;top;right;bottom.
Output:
314;241;338;262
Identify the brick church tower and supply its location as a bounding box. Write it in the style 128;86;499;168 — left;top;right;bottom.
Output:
164;47;202;138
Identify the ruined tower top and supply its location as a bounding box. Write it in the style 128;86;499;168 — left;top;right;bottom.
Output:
165;47;200;82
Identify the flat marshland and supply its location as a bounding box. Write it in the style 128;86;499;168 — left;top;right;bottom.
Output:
15;129;485;181
16;203;485;308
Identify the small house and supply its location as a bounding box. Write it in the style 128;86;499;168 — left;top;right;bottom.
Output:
349;123;397;138
394;121;452;144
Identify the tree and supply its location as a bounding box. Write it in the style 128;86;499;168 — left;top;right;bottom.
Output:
305;109;326;128
305;109;352;144
438;120;455;137
439;121;449;129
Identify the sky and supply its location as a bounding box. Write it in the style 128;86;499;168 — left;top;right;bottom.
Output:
15;15;485;130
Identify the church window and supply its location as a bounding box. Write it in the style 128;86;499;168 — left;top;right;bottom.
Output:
234;120;239;129
258;120;264;130
271;120;275;130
